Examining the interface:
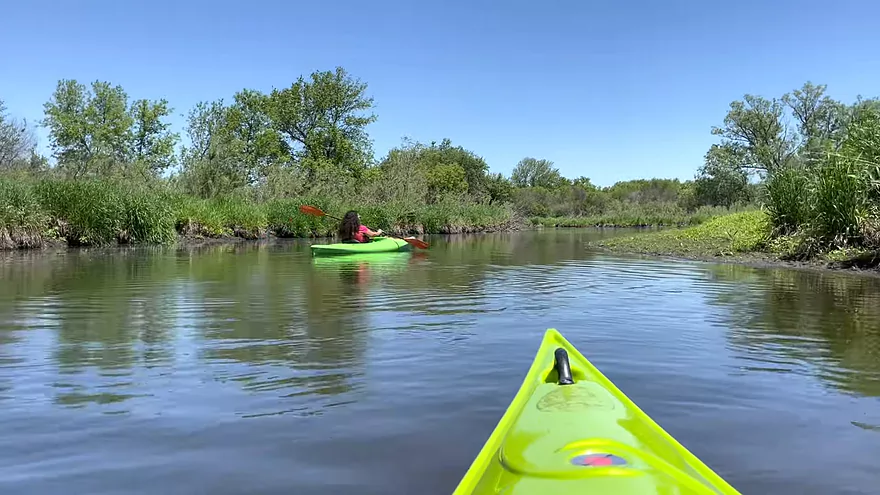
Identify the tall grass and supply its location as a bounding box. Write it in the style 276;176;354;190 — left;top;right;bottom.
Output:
763;151;880;258
811;154;867;247
35;179;126;246
765;166;811;236
266;196;338;238
119;187;177;245
0;178;48;249
0;176;524;250
529;204;746;228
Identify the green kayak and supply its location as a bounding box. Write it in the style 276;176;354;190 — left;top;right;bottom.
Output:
453;329;740;495
309;236;412;256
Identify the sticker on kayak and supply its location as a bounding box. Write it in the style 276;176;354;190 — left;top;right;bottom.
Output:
570;454;627;467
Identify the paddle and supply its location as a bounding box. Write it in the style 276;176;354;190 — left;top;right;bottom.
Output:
298;205;430;249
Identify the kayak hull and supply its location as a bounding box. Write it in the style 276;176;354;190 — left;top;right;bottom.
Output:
309;237;412;256
453;329;741;495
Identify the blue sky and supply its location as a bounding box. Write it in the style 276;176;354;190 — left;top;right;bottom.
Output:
2;0;879;186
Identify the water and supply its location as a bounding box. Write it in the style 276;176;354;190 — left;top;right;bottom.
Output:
1;229;880;494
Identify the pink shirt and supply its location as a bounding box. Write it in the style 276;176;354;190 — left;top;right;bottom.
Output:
353;224;370;243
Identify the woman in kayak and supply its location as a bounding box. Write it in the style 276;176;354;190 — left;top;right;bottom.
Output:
339;210;383;243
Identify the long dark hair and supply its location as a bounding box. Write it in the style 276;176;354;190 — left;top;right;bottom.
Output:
338;210;361;241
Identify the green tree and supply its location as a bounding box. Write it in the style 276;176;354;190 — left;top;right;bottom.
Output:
781;82;849;167
693;145;752;208
0;99;37;169
711;94;795;175
224;89;288;182
369;139;429;204
419;139;490;196
180;100;227;166
178;100;250;198
130;98;179;176
511;157;564;188
604;178;684;204
42;79;134;177
571;176;597;190
842;105;880;163
485;172;514;205
264;67;377;181
426;163;468;202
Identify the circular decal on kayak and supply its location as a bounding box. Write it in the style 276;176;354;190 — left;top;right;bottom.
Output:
571;454;627;467
536;384;612;412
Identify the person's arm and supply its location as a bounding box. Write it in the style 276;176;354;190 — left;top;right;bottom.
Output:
360;225;383;237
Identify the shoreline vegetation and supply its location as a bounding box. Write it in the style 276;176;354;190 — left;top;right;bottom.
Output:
0;66;755;251
594;81;880;276
3;70;880;276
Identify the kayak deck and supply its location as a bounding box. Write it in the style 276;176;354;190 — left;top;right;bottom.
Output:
309;236;412;256
453;329;740;495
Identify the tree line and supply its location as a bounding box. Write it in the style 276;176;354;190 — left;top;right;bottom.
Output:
2;66;760;227
704;82;880;255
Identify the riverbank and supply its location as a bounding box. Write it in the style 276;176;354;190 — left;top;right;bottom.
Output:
0;177;528;251
590;210;880;276
528;205;742;229
1;176;748;252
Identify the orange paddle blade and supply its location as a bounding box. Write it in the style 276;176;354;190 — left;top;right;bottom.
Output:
404;237;430;249
299;205;326;217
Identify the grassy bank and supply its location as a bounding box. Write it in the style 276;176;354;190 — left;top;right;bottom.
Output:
593;210;771;258
592;210;880;272
0;177;520;250
529;205;747;228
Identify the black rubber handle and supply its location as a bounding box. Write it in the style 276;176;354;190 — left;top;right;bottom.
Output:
554;348;574;385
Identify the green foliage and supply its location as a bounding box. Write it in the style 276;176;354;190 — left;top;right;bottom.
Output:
765;166;811;235
694;145;752;208
759;103;880;256
710;94;795;174
42;80;133;176
604;178;684;204
417;139;489;196
415;200;514;234
177;67;375;198
842;105;880;164
367;138;489;204
704;81;880;259
211;196;268;239
41;79;178;179
534;205;739;228
1;100;39;170
170;194;228;237
119;187;176;244
129;98;179;175
426;163;468;201
264;67;376;181
485;172;514;205
597;210;771;257
0;177;47;248
35;179;125;245
810;154;867;247
511;157;565;189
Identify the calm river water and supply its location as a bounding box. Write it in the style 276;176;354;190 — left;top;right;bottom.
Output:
1;229;879;494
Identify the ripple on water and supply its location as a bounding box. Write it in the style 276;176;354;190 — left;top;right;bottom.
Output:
2;233;880;494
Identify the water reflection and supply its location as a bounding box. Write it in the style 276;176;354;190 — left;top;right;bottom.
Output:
703;264;880;397
1;232;880;494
